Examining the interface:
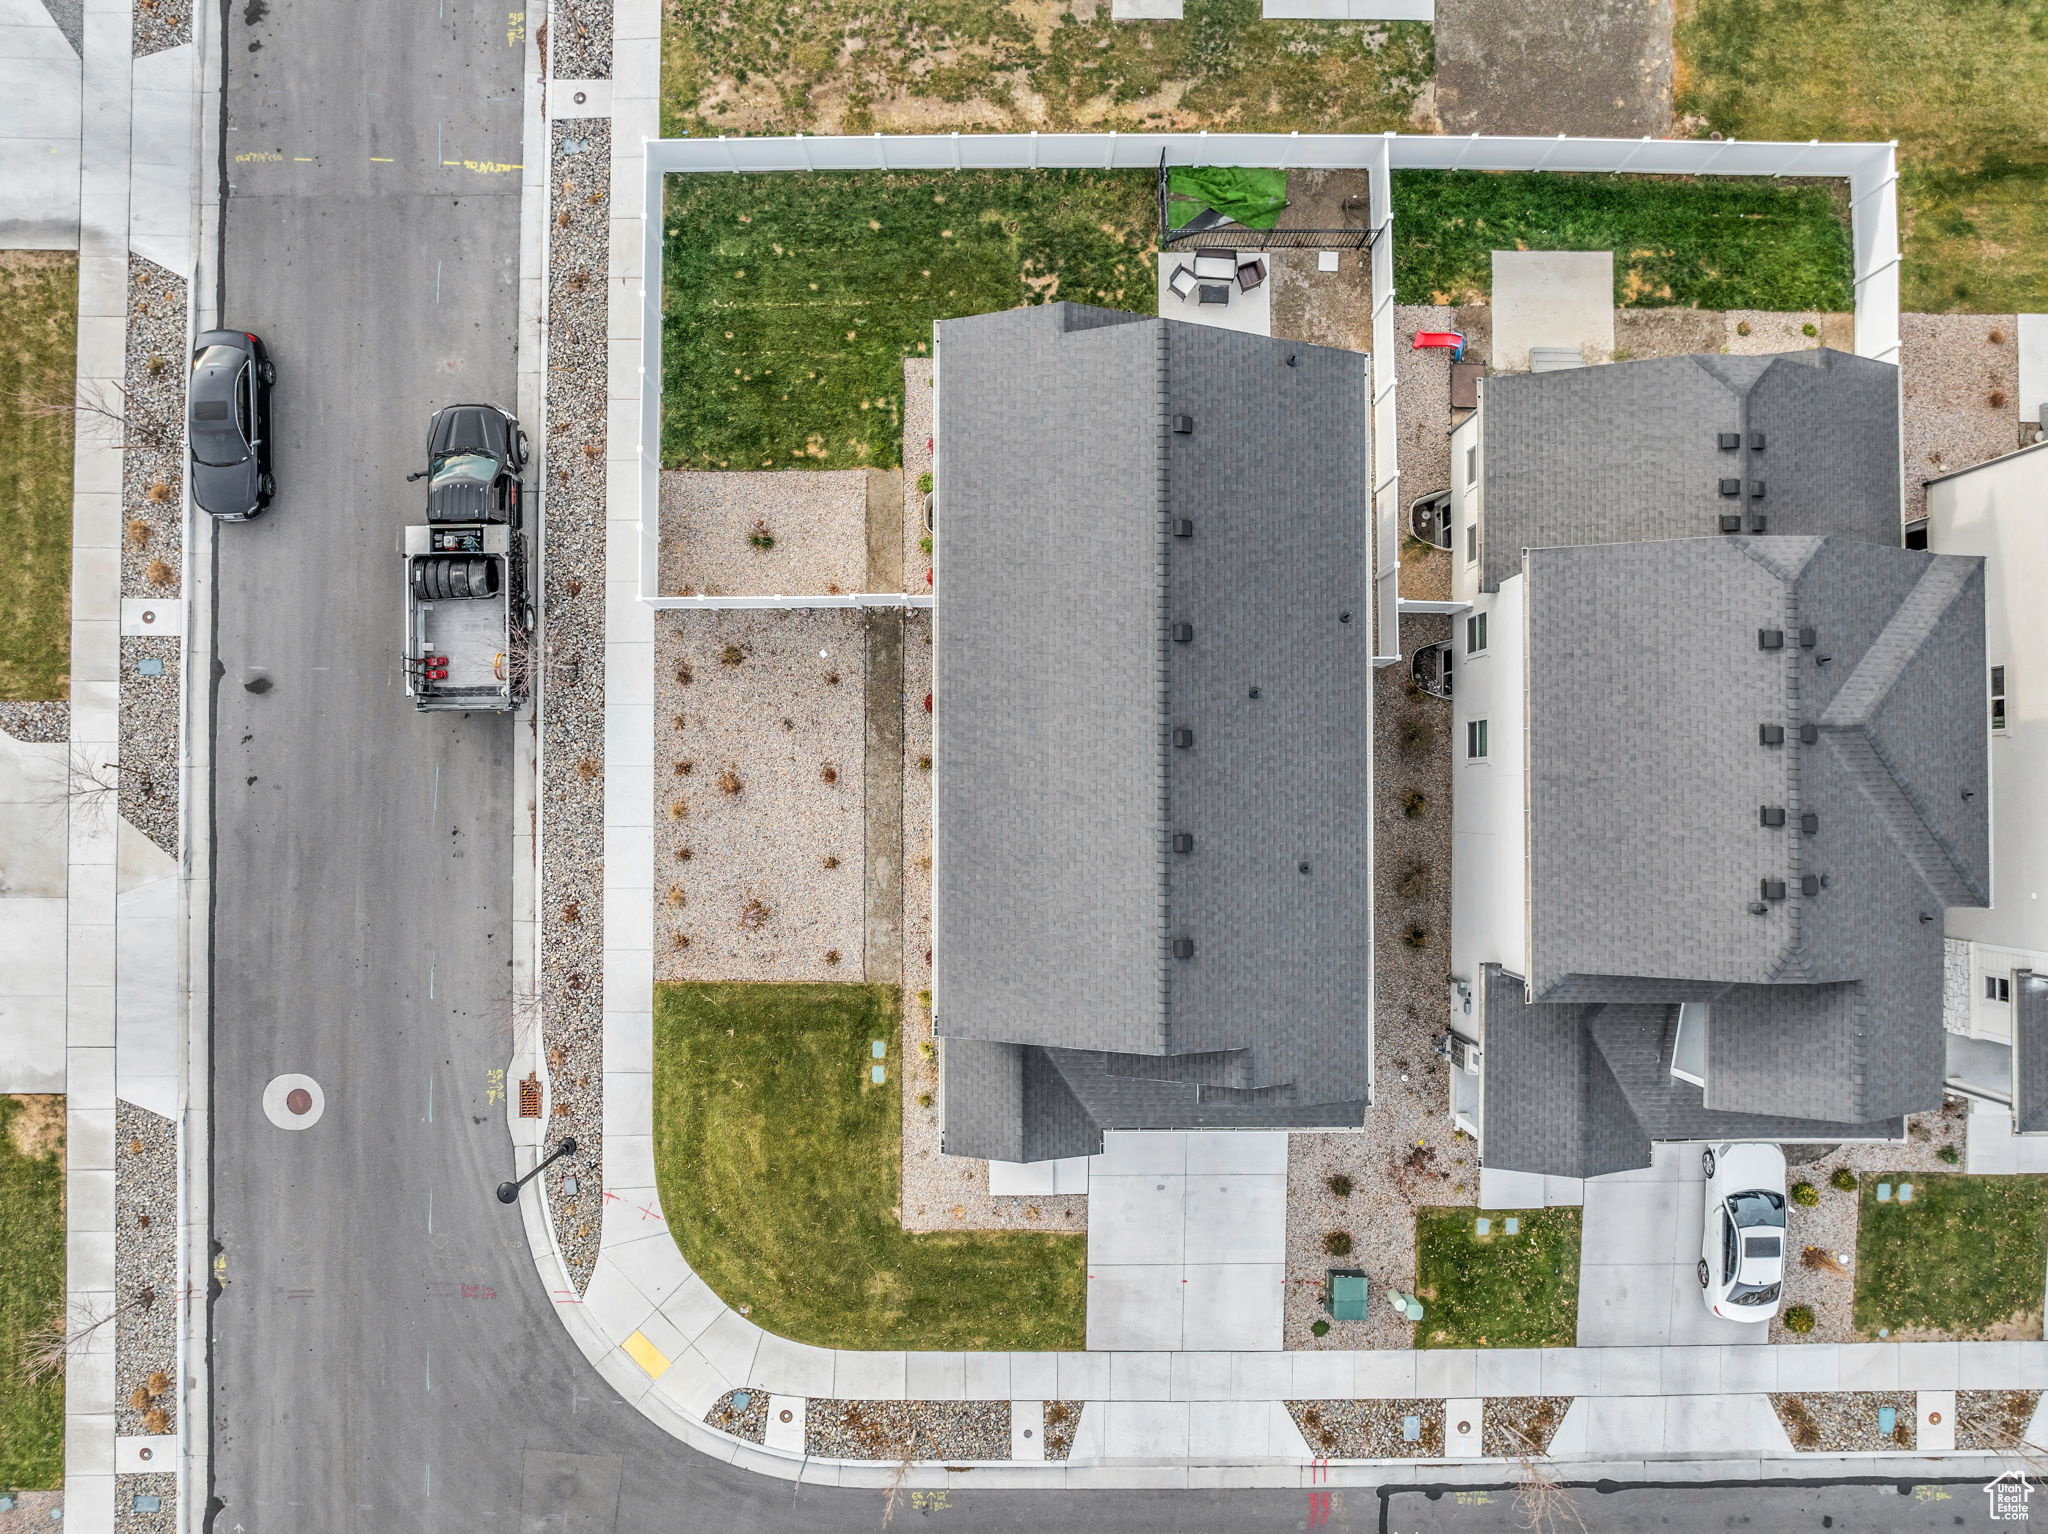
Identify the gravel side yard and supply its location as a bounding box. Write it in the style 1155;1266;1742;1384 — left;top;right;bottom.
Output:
1484;1396;1572;1459
805;1399;1010;1461
551;0;610;79
114;1103;176;1439
133;0;190;53
658;469;870;597
0;702;69;744
122;258;183;601
1043;1400;1081;1460
118;637;178;857
1289;1398;1444;1459
652;608;867;981
1772;1391;1916;1452
1957;1390;2041;1452
703;1387;768;1444
538;118;613;1294
1287;616;1466;1351
902;360;932;594
113;1471;174;1534
1901;313;2021;524
1771;1099;1970;1343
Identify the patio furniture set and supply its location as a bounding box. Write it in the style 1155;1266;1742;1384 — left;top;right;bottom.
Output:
1166;251;1269;308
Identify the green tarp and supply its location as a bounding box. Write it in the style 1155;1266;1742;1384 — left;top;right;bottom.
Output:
1167;165;1289;231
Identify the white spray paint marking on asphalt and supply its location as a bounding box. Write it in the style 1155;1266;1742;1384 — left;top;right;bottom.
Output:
427;1072;435;1123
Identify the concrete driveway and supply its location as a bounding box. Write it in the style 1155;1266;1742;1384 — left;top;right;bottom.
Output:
1576;1142;1772;1348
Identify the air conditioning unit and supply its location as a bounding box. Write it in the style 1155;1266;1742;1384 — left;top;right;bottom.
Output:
1439;1031;1481;1074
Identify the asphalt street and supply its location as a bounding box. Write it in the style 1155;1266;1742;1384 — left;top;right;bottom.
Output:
198;4;2022;1531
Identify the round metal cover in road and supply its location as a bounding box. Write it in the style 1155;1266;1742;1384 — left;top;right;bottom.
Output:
262;1073;325;1130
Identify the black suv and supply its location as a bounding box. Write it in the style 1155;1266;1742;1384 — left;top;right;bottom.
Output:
188;330;276;521
411;404;528;523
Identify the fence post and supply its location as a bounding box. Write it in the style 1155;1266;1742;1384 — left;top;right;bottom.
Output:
1106;130;1116;169
1031;130;1040;167
797;134;812;171
721;135;737;172
1451;132;1480;170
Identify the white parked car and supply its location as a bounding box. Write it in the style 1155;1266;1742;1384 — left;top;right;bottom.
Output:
1698;1141;1788;1323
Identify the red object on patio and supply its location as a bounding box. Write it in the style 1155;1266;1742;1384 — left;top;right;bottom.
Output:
1412;330;1465;352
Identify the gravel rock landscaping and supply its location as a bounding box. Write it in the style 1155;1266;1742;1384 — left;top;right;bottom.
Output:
119;637;179;857
1287;616;1465;1351
1289;1398;1444;1459
1902;313;2021;523
1483;1396;1572;1459
122;258;184;601
652;608;867;982
1771;1391;1917;1453
1957;1390;2041;1452
804;1399;1010;1461
1770;1098;1968;1343
703;1386;767;1444
114;1102;176;1439
112;1472;174;1534
658;470;870;597
0;702;68;743
132;0;189;54
902;360;932;592
1043;1400;1081;1460
539;117;612;1293
549;0;610;80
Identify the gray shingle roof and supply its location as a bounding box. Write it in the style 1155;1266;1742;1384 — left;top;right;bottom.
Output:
932;303;1372;1156
1478;349;1901;594
2015;971;2048;1135
1480;967;1904;1178
1521;534;1988;1124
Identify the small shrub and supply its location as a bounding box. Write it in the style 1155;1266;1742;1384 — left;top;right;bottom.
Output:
145;558;174;586
739;898;770;929
675;664;694;685
717;769;742;795
916;1092;933;1109
1801;321;1819;337
1830;1166;1857;1191
1791;1181;1819;1206
671;932;691;950
820;764;838;784
1938;1143;1961;1164
1310;1319;1331;1337
919;755;932;770
747;518;775;551
1393;860;1431;898
918;1040;937;1060
1990;390;2008;409
1322;1230;1353;1256
1401;789;1427;818
1395;717;1431;753
574;756;601;780
142;1408;170;1435
1402;926;1429;950
1800;1245;1848;1275
919;534;933;554
824;949;841;965
674;760;694;776
666;798;689;820
148;1371;170;1395
566;577;585;598
918;989;932;1010
130;1385;153;1410
664;885;686;908
561;901;581;924
1326;1173;1354;1198
823;854;841;869
720;644;745;666
126;518;152;547
1735;320;1752;336
825;671;841;685
677;846;693;860
1990;328;2007;344
1782;1305;1816;1334
146;354;169;376
917;471;933;494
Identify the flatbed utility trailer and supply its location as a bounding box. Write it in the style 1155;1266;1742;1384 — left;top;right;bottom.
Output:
401;521;529;712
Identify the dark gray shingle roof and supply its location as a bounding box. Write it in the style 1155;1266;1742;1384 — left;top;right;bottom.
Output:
2016;971;2048;1135
1522;534;1988;1123
932;303;1373;1154
1478;349;1901;594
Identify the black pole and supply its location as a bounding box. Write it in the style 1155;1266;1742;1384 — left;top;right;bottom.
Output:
497;1137;577;1204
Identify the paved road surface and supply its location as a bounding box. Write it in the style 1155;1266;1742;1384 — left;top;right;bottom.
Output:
197;4;2013;1531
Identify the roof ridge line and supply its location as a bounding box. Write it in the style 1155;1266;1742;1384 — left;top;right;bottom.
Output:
1818;555;1975;729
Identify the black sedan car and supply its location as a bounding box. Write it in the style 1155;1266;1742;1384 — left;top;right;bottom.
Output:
410;404;527;524
188;330;275;520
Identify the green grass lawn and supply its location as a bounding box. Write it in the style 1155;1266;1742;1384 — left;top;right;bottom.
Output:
1676;0;2048;310
0;1096;65;1489
1392;171;1854;311
662;168;1156;471
661;0;1432;138
0;251;77;701
1413;1205;1582;1349
1854;1173;2048;1340
652;982;1086;1351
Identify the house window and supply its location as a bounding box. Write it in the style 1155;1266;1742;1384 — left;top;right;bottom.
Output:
1988;975;2012;1003
1670;1002;1709;1087
1466;612;1488;654
1992;665;2007;733
1465;518;1477;564
1465;444;1478;487
1467;719;1489;759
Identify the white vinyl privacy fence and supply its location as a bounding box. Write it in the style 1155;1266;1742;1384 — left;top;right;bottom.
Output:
635;131;1901;662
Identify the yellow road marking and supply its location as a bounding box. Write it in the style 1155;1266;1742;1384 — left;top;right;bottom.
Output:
235;151;283;163
507;9;525;44
370;156;394;162
445;159;522;173
621;1330;670;1379
294;157;314;162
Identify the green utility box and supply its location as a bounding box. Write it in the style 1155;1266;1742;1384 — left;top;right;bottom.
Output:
1324;1268;1370;1321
